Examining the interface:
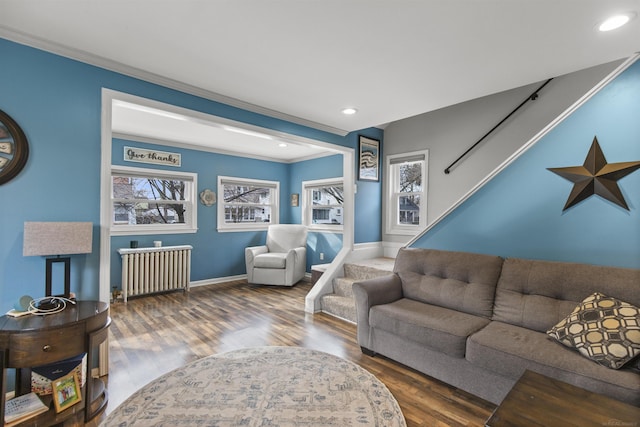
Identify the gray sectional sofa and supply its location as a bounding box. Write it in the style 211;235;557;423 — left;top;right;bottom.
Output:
353;248;640;406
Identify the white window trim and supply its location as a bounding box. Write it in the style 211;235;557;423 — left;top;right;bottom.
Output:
385;150;428;236
217;175;280;232
110;165;198;236
302;177;344;233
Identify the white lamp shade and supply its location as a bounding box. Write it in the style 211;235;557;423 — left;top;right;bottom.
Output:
23;222;93;256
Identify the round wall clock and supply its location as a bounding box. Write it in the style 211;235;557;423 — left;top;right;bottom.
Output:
0;109;29;185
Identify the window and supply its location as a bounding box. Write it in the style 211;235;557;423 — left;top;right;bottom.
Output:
111;166;197;235
302;178;344;231
386;150;428;235
217;176;279;231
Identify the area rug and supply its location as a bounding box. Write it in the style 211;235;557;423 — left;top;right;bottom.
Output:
101;346;406;426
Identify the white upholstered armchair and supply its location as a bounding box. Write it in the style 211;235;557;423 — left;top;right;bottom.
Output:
245;224;308;286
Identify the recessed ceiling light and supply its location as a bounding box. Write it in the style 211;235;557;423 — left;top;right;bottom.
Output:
598;13;635;31
341;108;358;115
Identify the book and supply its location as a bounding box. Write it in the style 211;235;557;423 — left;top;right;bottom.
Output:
4;392;49;426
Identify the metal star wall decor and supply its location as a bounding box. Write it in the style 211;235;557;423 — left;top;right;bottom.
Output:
547;136;640;211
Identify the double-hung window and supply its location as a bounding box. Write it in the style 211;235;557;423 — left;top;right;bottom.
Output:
111;165;197;235
302;178;344;231
217;176;279;231
386;150;428;235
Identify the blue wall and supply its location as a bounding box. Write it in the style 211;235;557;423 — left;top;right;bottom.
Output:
354;128;384;244
289;154;344;270
111;138;291;284
0;38;382;312
412;59;640;269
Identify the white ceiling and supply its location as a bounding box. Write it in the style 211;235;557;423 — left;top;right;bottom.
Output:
1;1;639;160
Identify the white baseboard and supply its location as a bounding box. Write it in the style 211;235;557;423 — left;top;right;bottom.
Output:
190;274;247;288
382;241;404;258
191;273;312;287
347;240;404;259
347;242;384;262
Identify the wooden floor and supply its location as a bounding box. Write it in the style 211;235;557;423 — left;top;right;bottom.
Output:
90;280;495;426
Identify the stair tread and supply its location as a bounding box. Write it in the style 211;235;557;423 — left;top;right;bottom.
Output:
333;277;355;297
320;294;356;323
345;257;395;271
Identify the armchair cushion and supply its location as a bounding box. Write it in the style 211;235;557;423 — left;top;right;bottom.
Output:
254;252;288;269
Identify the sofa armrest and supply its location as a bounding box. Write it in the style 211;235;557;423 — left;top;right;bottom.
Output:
352;274;403;350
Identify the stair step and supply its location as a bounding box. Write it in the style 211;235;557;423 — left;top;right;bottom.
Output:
320;294;356;323
333;277;356;298
343;257;395;281
320;257;395;324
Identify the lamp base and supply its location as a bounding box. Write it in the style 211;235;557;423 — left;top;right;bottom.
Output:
45;256;71;298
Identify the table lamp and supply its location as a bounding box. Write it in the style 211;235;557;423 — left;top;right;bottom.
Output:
23;222;93;298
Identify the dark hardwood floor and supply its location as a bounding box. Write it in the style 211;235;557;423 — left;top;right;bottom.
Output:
90;280;495;426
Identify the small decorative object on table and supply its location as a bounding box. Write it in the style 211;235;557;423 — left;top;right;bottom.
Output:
51;372;82;413
31;353;86;396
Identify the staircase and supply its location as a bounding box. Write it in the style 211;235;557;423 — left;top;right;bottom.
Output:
320;257;395;323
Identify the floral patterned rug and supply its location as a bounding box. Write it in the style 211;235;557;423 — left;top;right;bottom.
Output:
102;346;406;426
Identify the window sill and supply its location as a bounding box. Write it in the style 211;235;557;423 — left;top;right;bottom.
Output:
306;225;344;233
386;226;422;236
217;223;271;233
111;226;198;236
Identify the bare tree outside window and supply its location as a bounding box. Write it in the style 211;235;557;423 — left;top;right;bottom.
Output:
223;183;272;223
307;182;344;226
113;176;188;225
399;162;422;225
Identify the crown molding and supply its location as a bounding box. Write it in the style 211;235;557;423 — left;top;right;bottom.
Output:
0;27;350;137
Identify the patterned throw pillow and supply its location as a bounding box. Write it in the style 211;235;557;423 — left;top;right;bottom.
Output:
547;292;640;369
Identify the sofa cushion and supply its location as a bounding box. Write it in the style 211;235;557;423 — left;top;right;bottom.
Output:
369;298;490;358
466;321;640;402
253;253;287;269
547;292;640;369
393;248;503;318
493;258;640;332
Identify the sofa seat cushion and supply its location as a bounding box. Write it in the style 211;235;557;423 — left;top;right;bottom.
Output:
466;321;640;397
253;253;287;269
369;298;491;358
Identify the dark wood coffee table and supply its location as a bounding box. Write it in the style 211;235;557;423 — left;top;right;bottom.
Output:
486;370;640;427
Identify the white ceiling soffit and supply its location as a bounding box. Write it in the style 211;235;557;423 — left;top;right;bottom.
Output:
111;100;334;163
1;1;640;135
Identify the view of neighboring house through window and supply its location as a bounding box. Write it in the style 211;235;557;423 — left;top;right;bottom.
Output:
218;176;279;231
111;166;197;235
302;178;344;231
386;150;428;235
